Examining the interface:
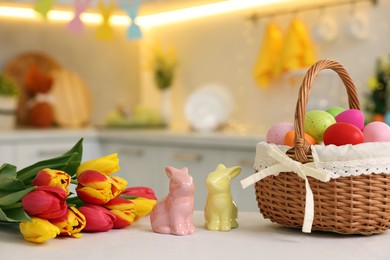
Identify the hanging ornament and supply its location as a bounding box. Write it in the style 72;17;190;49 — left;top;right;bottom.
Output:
34;0;56;19
96;1;116;40
67;0;92;35
121;0;142;40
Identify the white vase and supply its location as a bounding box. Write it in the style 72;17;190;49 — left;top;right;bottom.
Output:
161;89;171;125
0;96;17;130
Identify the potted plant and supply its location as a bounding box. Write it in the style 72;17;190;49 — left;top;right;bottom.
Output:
151;45;177;125
0;73;19;129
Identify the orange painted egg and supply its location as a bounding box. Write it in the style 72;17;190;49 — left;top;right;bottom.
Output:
283;130;317;146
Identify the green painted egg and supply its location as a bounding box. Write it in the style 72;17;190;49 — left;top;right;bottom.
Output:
305;110;336;142
326;107;345;117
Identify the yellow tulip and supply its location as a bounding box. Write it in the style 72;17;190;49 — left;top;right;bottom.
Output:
50;207;86;238
76;153;120;178
19;217;60;243
131;197;157;220
111;176;128;194
32;168;71;195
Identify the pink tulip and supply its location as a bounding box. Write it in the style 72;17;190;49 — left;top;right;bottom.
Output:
78;205;116;232
22;186;68;219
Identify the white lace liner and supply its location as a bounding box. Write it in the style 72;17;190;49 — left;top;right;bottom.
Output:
240;141;390;233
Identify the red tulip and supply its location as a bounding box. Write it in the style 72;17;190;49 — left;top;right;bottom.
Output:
76;170;121;205
78;205;116;232
122;186;157;200
22;186;68;219
104;197;136;229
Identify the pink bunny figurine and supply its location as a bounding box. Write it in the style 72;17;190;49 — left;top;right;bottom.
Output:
150;166;195;235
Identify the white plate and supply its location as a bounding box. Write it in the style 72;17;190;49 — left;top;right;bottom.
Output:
185;83;233;132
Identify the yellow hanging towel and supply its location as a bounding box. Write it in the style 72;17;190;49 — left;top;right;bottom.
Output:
273;18;317;77
252;21;283;89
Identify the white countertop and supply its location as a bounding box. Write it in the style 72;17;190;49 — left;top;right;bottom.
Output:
1;211;390;260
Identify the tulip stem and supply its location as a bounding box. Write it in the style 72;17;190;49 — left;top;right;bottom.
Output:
70;179;78;185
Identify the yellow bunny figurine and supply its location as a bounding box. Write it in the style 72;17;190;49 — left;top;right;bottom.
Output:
204;164;241;231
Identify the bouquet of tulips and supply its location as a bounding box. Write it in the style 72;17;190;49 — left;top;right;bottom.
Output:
0;138;157;243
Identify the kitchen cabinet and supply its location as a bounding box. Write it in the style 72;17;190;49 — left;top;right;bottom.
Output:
0;129;262;211
0;129;101;170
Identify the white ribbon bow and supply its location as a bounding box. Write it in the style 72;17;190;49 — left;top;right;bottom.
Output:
241;144;330;233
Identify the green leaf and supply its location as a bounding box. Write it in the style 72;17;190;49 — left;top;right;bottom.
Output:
16;153;78;184
0;186;36;207
0;207;32;222
16;138;84;184
62;138;83;177
0;164;25;191
119;194;139;200
66;196;85;208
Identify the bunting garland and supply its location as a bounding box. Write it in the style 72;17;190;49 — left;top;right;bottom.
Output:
31;0;145;41
95;1;116;40
34;0;56;19
121;0;142;40
67;0;92;35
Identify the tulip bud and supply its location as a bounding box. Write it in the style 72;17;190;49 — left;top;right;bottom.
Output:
78;205;116;232
32;168;71;195
111;176;128;194
76;153;120;178
22;186;68;219
19;217;60;243
50;206;86;238
104;197;136;229
76;170;121;205
122;186;157;200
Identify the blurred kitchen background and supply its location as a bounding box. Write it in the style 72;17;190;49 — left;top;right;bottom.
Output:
0;0;389;211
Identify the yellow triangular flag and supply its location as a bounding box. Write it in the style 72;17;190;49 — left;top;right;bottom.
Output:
96;1;116;40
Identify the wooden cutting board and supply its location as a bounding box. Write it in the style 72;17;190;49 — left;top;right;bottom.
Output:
51;69;91;128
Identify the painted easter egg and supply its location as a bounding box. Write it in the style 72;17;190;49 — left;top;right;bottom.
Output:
283;130;317;146
323;122;364;146
363;121;390;142
335;109;364;130
326;107;345;117
266;122;294;145
304;110;336;142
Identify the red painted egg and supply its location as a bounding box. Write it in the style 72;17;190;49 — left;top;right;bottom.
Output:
323;122;364;146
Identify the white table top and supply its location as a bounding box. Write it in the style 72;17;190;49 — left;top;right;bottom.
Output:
1;211;390;260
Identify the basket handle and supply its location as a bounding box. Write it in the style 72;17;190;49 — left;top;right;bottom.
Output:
293;59;360;163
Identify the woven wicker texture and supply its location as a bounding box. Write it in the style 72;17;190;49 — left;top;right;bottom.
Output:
255;59;390;235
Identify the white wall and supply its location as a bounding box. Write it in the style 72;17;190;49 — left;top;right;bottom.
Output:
140;0;390;133
0;0;389;131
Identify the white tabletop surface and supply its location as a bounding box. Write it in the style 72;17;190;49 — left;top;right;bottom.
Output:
1;211;390;260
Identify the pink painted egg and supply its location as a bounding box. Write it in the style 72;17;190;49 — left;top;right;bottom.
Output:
335;109;365;130
266;122;294;145
363;121;390;142
323;122;364;146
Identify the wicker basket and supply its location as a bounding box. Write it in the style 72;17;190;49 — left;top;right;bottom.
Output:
253;59;390;235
